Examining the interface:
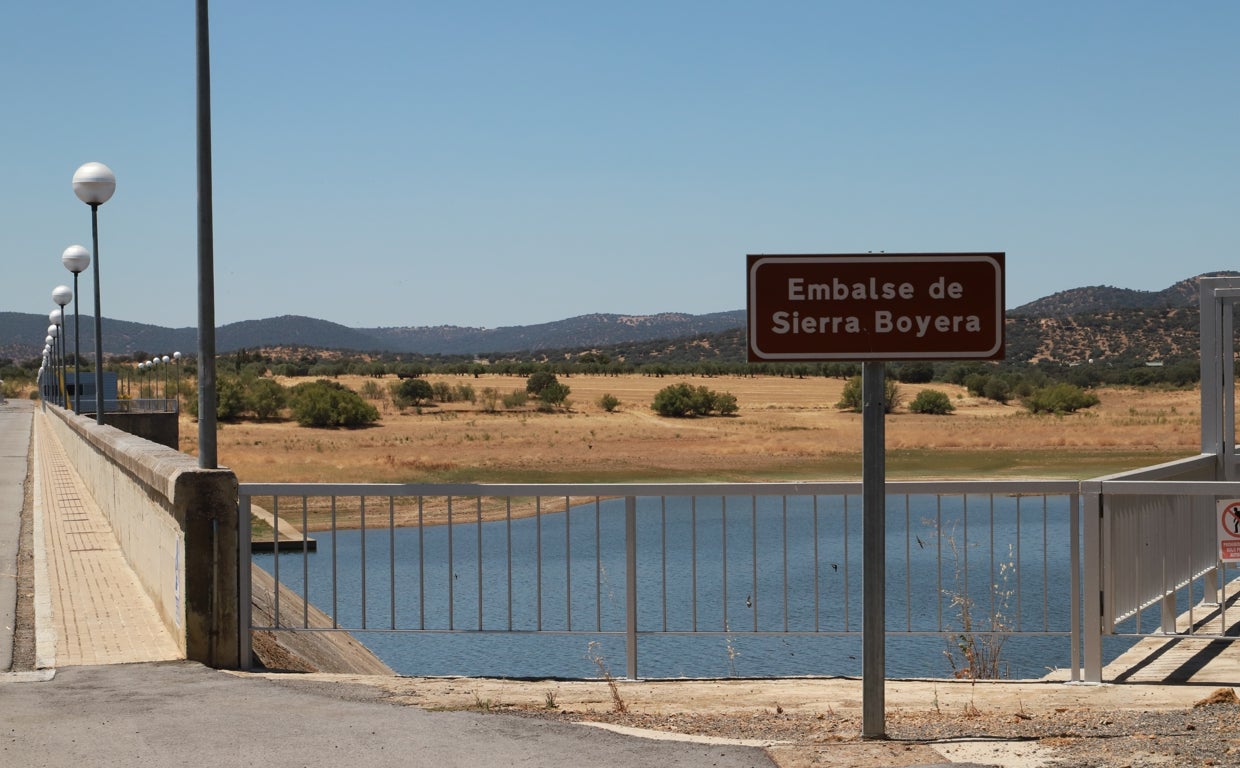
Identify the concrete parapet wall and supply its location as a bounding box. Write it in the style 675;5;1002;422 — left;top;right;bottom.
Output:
43;405;240;667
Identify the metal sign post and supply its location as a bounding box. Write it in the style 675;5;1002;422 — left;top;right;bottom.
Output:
746;252;1005;739
861;361;886;738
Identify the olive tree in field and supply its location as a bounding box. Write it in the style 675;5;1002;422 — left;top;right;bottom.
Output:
390;377;434;409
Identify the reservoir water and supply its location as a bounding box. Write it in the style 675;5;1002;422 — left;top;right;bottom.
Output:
255;493;1133;679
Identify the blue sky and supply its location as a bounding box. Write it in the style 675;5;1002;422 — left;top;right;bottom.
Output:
2;2;1236;330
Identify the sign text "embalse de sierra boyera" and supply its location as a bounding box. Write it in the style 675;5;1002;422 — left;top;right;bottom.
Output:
747;253;1005;361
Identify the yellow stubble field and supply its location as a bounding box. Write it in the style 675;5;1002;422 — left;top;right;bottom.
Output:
182;373;1202;489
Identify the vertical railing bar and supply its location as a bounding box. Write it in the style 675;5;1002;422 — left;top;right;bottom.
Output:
238;493;253;669
1070;493;1081;682
301;496;310;629
1186;498;1194;634
1135;498;1143;634
389;496;396;630
843;494;851;633
625;496;638;679
360;496;367;629
507;497;514;632
691;496;698;633
536;497;543;631
453;498;458;630
812;495;820;633
564;495;572;632
661;496;668;633
594;498;601;632
272;496;280;627
905;495;912;632
782;496;789;633
751;495;758;633
722;496;729;631
330;497;338;628
418;496;425;630
1221;561;1229;635
1015;495;1023;633
936;495;943;632
1042;495;1050;632
963;495;970;629
988;494;996;630
478;496;484;631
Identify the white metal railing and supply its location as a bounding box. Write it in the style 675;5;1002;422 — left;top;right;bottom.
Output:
1081;454;1240;682
240;480;1082;681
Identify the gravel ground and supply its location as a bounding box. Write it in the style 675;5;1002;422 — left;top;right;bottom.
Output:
504;696;1240;767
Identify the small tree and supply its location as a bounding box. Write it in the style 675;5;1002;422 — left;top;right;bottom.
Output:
537;381;571;411
526;371;559;396
598;393;621;412
982;377;1012;404
909;389;956;415
391;377;434;409
246;378;288;420
216;375;247;421
836;376;900;414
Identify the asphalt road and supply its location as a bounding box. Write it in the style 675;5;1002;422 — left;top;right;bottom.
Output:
0;399;32;672
0;661;776;768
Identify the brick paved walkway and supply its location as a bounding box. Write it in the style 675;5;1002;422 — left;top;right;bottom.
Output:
32;412;180;666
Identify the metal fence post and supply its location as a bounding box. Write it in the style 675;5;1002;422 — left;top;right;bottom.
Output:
1082;482;1103;683
238;493;252;670
625;495;638;679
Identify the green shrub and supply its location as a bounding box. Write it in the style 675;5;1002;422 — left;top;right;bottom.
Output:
537;381;571;411
288;380;380;427
502;390;529;409
1022;383;1100;414
836;376;901;414
651;383;738;417
909;389;955;415
246;378;288;420
526;371;559;396
982;377;1012;404
216;376;247;421
598;393;621;412
479;387;500;413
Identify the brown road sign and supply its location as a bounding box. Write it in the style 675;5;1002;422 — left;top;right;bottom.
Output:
747;252;1005;361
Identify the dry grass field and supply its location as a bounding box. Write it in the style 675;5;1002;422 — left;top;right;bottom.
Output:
182;373;1202;489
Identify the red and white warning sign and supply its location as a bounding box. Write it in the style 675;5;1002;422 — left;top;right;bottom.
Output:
1218;500;1240;562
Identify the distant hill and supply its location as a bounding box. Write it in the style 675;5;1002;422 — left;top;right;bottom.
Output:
2;274;1235;366
0;309;747;361
1011;273;1240;317
359;311;748;355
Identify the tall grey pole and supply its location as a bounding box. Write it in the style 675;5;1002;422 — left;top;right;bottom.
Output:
90;204;105;423
196;0;218;469
861;361;886;739
72;273;82;412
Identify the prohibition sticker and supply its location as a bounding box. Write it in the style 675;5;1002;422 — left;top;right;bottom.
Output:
1218;500;1240;562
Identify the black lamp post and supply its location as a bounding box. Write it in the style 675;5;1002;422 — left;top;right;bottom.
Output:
72;162;116;423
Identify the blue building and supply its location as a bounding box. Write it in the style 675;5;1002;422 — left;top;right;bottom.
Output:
44;371;119;409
